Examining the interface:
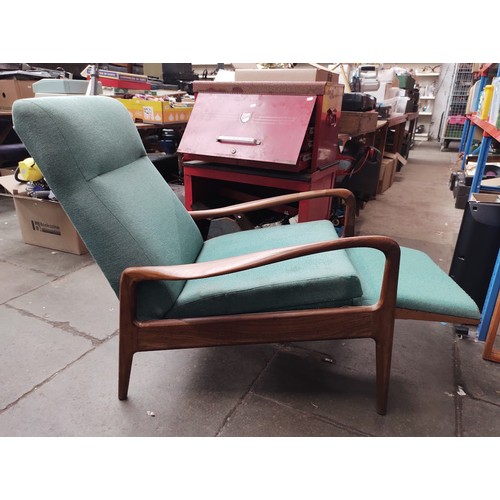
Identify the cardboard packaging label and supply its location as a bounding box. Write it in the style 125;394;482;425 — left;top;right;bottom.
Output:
0;175;87;255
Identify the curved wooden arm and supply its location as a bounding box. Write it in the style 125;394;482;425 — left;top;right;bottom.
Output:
120;235;400;312
188;188;356;237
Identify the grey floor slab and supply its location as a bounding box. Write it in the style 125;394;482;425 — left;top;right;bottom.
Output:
0;338;276;436
253;321;458;436
0;200;21;241
456;335;500;406
218;392;364;437
461;398;500;437
0;197;15;215
0;261;52;305
1;240;94;278
0;305;93;410
355;147;463;247
7;264;119;340
0;198;94;278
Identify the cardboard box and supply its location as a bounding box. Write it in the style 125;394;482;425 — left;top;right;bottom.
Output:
0;166;16;177
339;111;378;135
116;97;146;121
388;158;397;186
0;175;87;255
0;80;36;111
234;68;339;83
117;98;193;124
470;192;500;204
377;157;397;194
384;152;408;170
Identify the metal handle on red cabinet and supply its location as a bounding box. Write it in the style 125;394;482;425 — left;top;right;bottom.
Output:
217;136;262;145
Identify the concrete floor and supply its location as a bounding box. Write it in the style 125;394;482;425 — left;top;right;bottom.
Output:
1;140;500;437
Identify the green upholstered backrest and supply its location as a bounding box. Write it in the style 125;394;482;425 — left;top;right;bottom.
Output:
12;96;203;320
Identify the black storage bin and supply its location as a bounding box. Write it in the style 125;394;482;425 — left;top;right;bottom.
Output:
340;143;382;201
342;92;376;112
449;194;500;310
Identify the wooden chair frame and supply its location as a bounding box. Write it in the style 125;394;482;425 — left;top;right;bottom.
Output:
483;293;500;363
118;188;478;415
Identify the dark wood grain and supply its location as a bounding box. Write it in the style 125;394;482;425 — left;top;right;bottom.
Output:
483;294;500;363
119;234;400;414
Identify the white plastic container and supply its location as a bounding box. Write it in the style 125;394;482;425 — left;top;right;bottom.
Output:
32;79;102;97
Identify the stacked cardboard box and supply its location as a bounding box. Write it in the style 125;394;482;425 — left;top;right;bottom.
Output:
116;97;193;124
234;68;339;83
377;153;406;194
0;80;36;111
0;175;87;255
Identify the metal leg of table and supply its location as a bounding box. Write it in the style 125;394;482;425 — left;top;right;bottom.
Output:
459;119;470;152
469;135;492;195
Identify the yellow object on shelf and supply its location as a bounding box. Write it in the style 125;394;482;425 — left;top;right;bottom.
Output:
478;84;494;120
489;78;500;127
116;97;193;124
17;158;43;182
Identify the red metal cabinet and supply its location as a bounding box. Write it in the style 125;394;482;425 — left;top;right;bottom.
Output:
177;80;344;222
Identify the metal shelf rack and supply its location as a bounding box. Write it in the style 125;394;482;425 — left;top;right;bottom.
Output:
459;63;500;343
441;63;475;150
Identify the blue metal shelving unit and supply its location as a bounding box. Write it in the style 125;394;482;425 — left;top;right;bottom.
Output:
461;63;500;342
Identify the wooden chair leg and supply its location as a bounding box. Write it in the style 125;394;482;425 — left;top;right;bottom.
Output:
118;285;137;400
118;341;135;401
483;293;500;363
375;333;394;415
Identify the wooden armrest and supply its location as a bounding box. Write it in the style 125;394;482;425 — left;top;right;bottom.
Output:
120;235;400;315
188;188;356;237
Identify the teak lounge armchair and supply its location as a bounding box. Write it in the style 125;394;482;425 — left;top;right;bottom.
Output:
12;96;481;415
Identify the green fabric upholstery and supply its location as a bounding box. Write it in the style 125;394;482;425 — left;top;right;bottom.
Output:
347;247;481;320
12;96;204;320
12;95;481;325
170;225;480;320
168;220;362;318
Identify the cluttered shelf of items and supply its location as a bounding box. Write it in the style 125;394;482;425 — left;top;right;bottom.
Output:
445;62;500;359
335;64;421;209
176;63;425;229
1;62;425;237
85;64;195;164
449;63;500;209
0;64;195;174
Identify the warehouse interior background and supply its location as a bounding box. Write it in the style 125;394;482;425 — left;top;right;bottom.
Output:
3;2;500;499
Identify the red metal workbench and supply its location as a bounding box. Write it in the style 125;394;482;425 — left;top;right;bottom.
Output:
178;80;344;222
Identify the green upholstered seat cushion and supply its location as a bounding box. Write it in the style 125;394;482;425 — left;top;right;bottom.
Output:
12;96;204;321
347;247;481;320
169;229;481;321
167;220;363;318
